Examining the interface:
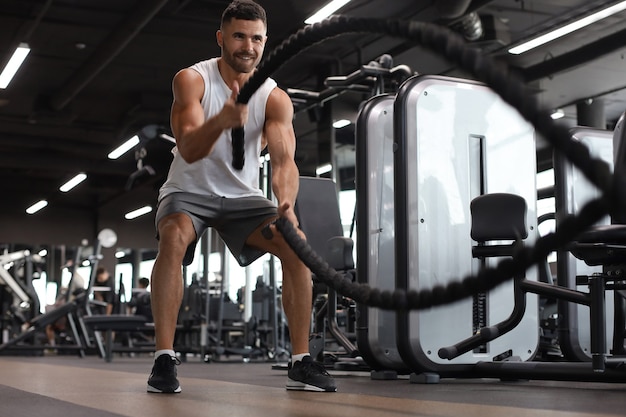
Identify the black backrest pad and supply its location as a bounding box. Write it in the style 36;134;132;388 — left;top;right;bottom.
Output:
294;177;345;258
471;193;528;242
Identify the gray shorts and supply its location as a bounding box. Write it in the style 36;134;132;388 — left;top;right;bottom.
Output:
155;192;277;267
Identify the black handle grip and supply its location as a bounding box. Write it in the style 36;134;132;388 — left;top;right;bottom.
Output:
231;127;245;170
438;326;500;359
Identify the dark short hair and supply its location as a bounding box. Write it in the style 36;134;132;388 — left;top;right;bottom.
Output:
221;0;267;28
138;277;150;287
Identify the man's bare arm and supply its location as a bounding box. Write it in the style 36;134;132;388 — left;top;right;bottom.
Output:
170;68;247;163
264;87;300;226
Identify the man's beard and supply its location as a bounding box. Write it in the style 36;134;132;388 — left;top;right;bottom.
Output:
222;45;259;73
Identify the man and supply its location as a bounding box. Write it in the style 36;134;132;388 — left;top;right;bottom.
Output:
127;277;152;322
147;0;336;394
92;267;114;315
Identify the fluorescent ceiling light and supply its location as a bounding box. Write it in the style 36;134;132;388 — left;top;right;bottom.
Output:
125;205;153;220
159;133;176;143
59;173;87;192
108;135;139;159
115;250;126;258
38;249;48;257
509;1;626;55
26;200;48;215
305;0;351;24
316;163;332;175
333;119;351;128
550;109;565;120
0;43;30;89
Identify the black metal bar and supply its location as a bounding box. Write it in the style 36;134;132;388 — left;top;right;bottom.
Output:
326;287;359;357
473;361;626;383
589;276;607;372
520;279;590;306
439;276;527;360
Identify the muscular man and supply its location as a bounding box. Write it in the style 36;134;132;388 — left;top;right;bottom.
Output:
147;0;336;394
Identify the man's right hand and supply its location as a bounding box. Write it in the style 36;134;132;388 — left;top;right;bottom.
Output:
218;81;248;130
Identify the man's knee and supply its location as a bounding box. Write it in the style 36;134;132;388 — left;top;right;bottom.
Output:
158;214;195;252
272;238;308;271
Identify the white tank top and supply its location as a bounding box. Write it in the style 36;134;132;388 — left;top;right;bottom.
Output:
159;58;277;199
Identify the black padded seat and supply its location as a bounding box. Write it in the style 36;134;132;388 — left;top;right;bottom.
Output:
83;315;153;362
29;302;78;328
569;225;626;266
83;314;150;331
575;224;626;244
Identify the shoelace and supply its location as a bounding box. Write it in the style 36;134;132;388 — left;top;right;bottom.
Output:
156;355;181;373
302;360;330;377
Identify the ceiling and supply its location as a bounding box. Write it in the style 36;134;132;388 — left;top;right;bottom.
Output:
1;0;626;226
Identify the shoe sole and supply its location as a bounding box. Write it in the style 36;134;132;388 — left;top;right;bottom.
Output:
286;380;337;392
147;384;182;394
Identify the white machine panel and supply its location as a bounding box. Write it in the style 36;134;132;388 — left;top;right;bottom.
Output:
394;75;539;369
356;94;408;372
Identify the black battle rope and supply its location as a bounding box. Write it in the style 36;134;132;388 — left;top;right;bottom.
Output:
234;15;623;310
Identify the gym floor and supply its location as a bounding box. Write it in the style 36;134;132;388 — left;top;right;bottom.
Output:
1;354;624;417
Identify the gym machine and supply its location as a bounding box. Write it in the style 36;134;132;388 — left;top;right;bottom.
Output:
393;75;539;382
0;245;87;356
554;127;617;361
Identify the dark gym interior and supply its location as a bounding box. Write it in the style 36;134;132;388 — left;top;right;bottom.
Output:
1;1;626;416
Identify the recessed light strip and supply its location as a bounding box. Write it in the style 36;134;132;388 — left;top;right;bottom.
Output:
59;173;87;192
551;109;565;120
333;119;351;128
108;135;139;159
0;43;30;89
125;205;153;220
159;133;176;143
305;0;352;24
316;163;332;175
26;200;48;215
509;1;626;55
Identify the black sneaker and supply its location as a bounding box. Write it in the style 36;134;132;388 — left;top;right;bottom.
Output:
147;354;182;393
286;356;337;392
